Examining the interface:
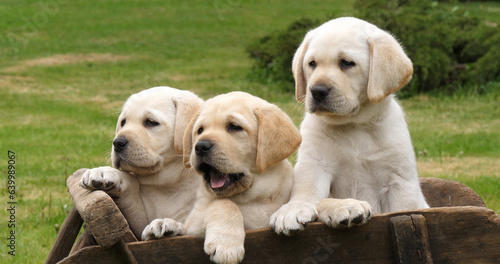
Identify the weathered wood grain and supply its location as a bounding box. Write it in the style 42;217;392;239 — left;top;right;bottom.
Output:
60;206;500;264
66;168;137;246
420;177;485;208
390;214;433;264
70;226;95;254
45;206;83;264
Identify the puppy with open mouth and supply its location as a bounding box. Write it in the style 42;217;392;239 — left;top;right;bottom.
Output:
142;91;301;264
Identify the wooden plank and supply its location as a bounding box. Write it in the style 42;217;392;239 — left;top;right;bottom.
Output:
62;206;500;264
420;177;485;207
58;245;125;264
113;240;138;264
66;168;137;247
70;226;96;254
45;206;84;264
390;215;432;264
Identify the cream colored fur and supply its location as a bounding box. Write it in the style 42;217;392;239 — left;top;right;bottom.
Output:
80;86;204;239
271;17;429;236
142;92;301;264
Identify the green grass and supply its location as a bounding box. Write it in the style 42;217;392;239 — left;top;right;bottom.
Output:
400;94;500;212
0;0;498;263
403;94;500;158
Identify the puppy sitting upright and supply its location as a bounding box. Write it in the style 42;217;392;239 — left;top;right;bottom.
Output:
271;17;429;236
80;86;204;239
142;91;301;264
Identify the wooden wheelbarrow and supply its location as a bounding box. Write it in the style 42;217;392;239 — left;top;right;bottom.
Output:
46;168;500;263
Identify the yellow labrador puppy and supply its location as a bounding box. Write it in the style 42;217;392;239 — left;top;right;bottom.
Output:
80;86;204;239
142;91;301;264
271;17;429;235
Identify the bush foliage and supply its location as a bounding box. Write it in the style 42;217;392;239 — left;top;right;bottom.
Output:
246;18;319;93
246;0;500;96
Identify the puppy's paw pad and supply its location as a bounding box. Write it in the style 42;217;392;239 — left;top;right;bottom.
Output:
90;179;104;189
80;167;126;194
352;213;365;224
270;202;317;236
317;198;372;228
339;217;350;226
141;218;184;241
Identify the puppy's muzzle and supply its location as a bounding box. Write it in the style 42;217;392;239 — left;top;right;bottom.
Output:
113;137;129;153
195;140;213;157
310;84;330;102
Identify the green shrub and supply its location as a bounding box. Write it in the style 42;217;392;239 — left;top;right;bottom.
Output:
246;0;500;96
437;0;498;2
246;18;320;93
464;30;500;85
354;0;500;96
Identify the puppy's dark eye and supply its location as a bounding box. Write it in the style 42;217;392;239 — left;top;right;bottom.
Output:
340;59;356;70
308;60;317;69
144;119;160;127
227;123;243;132
197;126;204;135
120;119;126;127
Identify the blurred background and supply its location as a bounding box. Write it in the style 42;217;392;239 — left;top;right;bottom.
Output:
1;0;499;262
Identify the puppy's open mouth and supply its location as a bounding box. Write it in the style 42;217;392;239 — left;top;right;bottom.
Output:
198;163;245;190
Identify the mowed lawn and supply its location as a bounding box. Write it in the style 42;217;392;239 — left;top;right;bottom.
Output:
0;0;498;263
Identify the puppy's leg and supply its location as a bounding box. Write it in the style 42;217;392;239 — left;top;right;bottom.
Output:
270;164;330;236
381;178;429;212
317;198;372;228
141;218;185;241
80;166;148;238
190;199;245;264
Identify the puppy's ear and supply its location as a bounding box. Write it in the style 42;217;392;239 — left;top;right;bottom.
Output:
367;32;413;104
182;113;199;168
367;33;413;103
292;34;311;103
172;96;203;155
254;106;301;173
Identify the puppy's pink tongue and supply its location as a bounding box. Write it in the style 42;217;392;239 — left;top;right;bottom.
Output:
210;171;228;188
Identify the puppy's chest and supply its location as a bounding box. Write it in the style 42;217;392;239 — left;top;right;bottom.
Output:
323;127;396;179
321;127;400;195
238;202;281;230
327;126;384;160
140;187;194;222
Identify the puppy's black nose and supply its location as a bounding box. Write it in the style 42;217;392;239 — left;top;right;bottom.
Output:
195;140;213;157
311;85;330;102
113;137;128;153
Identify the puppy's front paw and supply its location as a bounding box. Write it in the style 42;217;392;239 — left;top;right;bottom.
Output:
204;231;245;264
317;198;372;228
141;218;185;241
80;166;129;195
269;202;318;236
